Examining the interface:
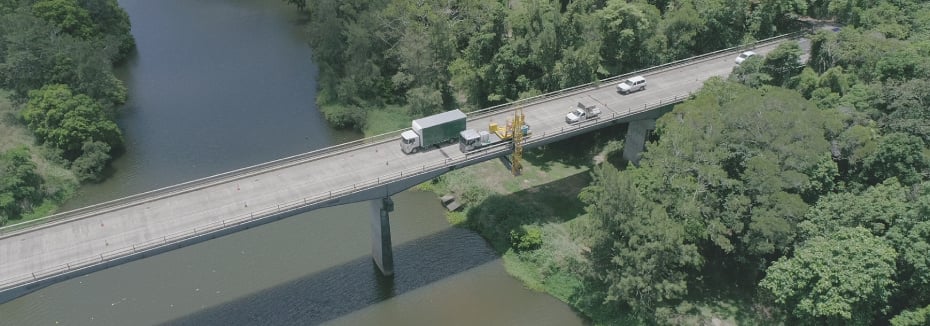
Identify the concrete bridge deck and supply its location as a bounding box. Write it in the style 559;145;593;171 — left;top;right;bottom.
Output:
0;33;799;302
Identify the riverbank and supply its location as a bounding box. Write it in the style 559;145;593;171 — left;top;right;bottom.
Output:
420;125;766;325
418;125;617;322
0;91;78;226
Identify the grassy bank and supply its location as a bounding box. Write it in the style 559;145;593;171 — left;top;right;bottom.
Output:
419;124;769;325
362;105;412;137
0;91;78;226
419;125;619;321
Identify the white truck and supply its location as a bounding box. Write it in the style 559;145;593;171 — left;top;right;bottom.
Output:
400;109;467;154
565;102;601;124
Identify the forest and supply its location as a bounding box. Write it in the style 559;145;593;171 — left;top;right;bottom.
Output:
0;0;134;225
290;0;930;324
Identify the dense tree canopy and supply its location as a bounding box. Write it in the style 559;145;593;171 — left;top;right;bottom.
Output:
21;84;122;161
760;227;897;325
579;164;702;319
642;81;831;262
1;0;133;104
288;0;930;324
32;0;95;39
0;0;132;189
296;0;805;130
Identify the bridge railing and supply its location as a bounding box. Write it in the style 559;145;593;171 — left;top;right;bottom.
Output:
0;31;806;291
0;128;403;237
0;90;695;292
0;31;803;238
466;31;803;119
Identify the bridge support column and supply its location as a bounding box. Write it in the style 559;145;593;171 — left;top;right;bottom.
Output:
623;119;656;166
370;197;394;276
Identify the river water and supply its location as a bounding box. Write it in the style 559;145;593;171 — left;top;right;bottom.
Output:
0;0;585;324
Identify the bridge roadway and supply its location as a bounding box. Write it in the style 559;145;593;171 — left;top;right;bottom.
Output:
0;34;797;301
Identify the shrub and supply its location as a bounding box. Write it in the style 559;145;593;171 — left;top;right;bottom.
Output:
510;225;543;251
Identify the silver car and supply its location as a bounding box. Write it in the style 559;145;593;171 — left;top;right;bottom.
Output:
616;76;646;94
735;51;756;64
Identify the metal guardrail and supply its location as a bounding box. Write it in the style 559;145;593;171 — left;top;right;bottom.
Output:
0;130;403;237
0;32;804;291
467;31;804;119
0;90;696;292
0;31;802;238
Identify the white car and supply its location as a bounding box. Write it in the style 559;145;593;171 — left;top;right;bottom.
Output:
735;51;756;64
616;75;647;94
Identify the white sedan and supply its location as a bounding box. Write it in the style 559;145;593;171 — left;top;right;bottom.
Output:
735;51;756;64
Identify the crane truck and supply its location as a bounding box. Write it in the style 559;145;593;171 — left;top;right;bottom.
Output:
400;109;530;154
459;118;530;152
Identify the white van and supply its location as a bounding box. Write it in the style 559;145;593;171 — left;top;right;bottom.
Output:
616;76;646;94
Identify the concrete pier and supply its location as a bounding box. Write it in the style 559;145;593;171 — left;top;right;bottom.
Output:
370;197;395;276
622;119;656;165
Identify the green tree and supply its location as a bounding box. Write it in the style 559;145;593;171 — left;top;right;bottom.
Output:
578;164;702;319
21;84;122;160
552;41;603;89
660;0;704;60
836;124;878;171
885;182;930;306
795;67;820;98
762;41;803;87
882;78;930;144
596;0;663;72
858;1;910;39
860;132;928;186
0;11;67;99
32;0;94;38
891;304;930;326
552;3;605;89
760;227;897;326
78;0;135;54
0;147;44;224
405;86;443;117
447;1;506;109
0;7;128;105
70;140;110;182
624;80;837;289
0;0;17;14
730;55;771;88
747;0;807;37
692;0;750;51
798;179;911;240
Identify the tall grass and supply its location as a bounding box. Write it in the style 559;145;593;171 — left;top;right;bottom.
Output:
363;105;412;137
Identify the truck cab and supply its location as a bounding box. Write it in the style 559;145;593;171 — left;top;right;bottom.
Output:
459;128;505;153
400;130;420;154
566;108;587;123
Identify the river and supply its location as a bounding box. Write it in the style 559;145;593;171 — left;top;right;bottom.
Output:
0;0;585;324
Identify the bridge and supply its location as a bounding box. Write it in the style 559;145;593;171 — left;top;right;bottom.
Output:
0;33;801;303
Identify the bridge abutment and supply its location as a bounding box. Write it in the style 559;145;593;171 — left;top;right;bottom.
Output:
370;197;394;276
623;119;656;166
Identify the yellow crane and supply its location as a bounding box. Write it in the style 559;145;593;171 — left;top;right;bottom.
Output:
511;109;525;176
488;109;528;176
